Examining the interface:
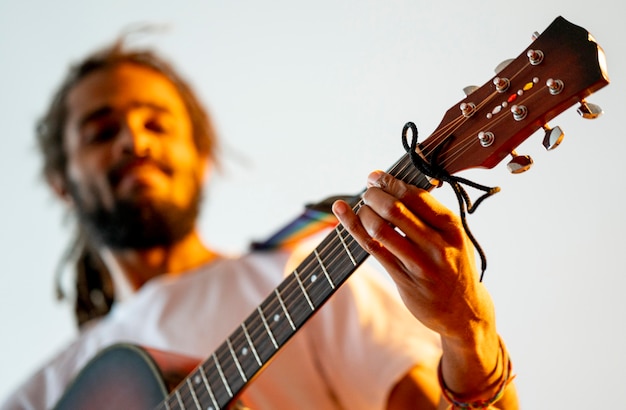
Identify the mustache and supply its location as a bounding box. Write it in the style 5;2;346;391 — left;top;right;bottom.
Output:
107;156;174;187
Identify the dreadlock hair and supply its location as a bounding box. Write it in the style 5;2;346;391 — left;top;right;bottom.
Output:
37;35;219;329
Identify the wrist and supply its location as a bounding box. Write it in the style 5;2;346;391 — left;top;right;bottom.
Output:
438;334;514;409
441;317;499;371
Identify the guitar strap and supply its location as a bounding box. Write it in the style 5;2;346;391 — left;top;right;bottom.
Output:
250;193;361;251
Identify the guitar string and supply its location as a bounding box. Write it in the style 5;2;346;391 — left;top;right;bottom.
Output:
163;59;541;409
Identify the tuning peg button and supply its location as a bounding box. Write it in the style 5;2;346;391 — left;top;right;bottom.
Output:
510;104;528;121
463;86;479;96
542;125;564;150
546;78;564;95
460;102;477;118
507;151;533;174
493;77;510;93
527;49;544;65
494;59;514;73
577;100;603;119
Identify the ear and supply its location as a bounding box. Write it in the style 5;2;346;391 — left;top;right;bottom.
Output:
47;172;75;207
198;153;214;183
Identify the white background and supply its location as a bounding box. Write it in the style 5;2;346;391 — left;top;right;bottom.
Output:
0;1;623;408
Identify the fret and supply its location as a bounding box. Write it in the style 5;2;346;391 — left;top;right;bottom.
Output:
261;294;297;347
293;268;315;311
275;275;310;330
186;378;202;410
227;329;262;382
303;244;345;307
391;154;434;190
212;353;233;398
275;288;296;330
199;365;219;410
257;306;279;349
336;226;357;266
215;345;248;402
164;397;172;410
226;337;248;383
242;315;274;364
175;389;185;409
343;230;369;270
314;249;335;289
241;322;263;366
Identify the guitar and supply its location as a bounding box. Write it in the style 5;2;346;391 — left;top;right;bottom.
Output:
54;16;609;410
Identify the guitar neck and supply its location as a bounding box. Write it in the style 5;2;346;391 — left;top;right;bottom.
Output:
158;153;431;410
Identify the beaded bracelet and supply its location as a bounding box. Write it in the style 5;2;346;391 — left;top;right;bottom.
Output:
438;337;514;409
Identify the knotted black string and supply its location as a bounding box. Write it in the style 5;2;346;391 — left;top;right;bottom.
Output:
401;122;500;281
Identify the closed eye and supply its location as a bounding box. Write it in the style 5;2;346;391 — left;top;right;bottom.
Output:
83;121;120;144
145;118;169;135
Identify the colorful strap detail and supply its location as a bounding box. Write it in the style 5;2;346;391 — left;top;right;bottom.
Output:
251;193;360;250
438;336;514;409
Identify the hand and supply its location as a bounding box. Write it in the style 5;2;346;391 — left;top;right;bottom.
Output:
332;170;495;341
333;171;519;406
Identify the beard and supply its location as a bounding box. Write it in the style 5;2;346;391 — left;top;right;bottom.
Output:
67;178;202;250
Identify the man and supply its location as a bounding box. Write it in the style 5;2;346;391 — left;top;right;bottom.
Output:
2;39;518;409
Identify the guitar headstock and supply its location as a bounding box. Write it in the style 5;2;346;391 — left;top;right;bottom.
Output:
422;16;609;176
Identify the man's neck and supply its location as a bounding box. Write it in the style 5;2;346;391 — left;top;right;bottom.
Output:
100;230;219;300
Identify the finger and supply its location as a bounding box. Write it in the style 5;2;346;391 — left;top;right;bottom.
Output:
333;198;440;287
331;199;405;274
366;171;465;245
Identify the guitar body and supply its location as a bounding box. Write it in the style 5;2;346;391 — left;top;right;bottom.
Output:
54;344;176;410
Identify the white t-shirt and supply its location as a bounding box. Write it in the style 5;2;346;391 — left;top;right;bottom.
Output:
2;248;441;410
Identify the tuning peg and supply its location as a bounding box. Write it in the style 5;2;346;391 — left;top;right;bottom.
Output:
463;85;479;96
494;59;514;73
577;100;603;119
542;124;564;150
507;151;533;174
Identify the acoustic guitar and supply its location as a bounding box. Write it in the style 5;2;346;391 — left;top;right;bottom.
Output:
54;16;609;409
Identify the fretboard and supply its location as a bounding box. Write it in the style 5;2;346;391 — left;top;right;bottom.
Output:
156;152;431;410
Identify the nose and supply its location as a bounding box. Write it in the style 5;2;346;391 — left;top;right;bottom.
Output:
115;116;154;158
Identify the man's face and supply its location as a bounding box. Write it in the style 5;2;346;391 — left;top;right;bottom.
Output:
61;63;209;249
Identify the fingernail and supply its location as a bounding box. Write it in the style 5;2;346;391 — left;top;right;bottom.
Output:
331;200;348;216
367;170;385;187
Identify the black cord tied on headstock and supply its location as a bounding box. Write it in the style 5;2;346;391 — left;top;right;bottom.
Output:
401;122;500;281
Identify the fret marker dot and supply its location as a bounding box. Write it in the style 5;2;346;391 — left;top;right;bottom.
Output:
194;375;201;385
273;313;280;322
242;347;249;356
311;274;317;282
